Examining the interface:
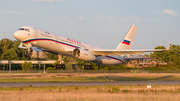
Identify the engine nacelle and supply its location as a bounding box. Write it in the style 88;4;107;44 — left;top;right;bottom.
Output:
25;47;47;60
72;48;96;61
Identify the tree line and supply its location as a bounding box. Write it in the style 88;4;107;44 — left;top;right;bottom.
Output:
150;44;180;64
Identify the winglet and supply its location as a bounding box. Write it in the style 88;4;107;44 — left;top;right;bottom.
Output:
166;44;171;50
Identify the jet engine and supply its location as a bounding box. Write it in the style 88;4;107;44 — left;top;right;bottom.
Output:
25;47;47;60
72;48;96;61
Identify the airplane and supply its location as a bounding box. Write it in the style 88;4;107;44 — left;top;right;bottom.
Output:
14;25;170;70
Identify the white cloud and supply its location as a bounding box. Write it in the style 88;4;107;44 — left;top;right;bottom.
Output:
32;0;66;2
78;16;84;21
96;15;117;21
128;16;139;20
157;9;178;16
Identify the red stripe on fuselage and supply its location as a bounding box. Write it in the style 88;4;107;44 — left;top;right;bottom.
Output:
24;39;79;48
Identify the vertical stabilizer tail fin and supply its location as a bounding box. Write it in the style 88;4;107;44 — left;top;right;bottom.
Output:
116;25;138;50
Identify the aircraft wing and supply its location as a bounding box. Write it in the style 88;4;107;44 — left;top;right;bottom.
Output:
92;44;171;56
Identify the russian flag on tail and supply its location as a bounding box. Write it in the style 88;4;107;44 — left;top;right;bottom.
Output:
122;39;130;45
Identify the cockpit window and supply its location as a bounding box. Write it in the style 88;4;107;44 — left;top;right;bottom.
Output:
18;28;24;30
18;28;30;32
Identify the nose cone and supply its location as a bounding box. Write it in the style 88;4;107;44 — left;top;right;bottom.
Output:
14;31;21;41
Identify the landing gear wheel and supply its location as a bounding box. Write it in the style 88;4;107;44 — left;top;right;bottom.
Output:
90;65;94;69
56;64;66;70
84;65;94;70
62;64;66;70
84;65;87;70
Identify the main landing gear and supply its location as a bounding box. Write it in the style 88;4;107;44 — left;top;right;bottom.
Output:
56;64;66;70
83;62;94;70
84;65;94;70
55;55;66;70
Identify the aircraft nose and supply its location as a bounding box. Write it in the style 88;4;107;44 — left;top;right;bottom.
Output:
14;31;20;40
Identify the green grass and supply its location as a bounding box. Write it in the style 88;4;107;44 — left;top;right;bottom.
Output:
0;75;180;83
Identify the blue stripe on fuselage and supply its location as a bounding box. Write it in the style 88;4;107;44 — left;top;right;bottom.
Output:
23;38;80;48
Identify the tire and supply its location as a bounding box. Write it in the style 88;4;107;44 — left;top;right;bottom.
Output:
90;65;94;70
62;64;65;70
84;65;87;70
87;65;91;70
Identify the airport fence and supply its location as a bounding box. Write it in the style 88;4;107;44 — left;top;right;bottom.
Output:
1;70;180;73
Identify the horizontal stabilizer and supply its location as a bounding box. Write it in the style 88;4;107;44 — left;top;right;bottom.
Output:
124;57;152;60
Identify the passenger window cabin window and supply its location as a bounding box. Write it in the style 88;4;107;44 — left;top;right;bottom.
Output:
45;32;50;34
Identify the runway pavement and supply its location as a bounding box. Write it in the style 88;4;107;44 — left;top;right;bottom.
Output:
0;81;180;87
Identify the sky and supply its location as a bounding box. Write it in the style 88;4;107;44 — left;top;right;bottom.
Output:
0;0;179;49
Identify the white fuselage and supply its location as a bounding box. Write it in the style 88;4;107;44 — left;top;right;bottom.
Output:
14;26;125;65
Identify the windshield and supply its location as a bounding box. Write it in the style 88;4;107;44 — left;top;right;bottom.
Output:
18;28;30;32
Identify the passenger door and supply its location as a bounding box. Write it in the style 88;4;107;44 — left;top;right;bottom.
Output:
34;28;38;38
